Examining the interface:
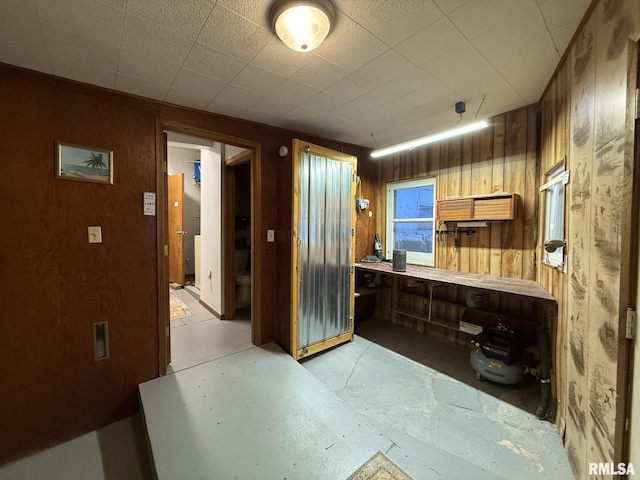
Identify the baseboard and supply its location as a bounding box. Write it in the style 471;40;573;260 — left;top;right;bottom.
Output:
199;298;222;319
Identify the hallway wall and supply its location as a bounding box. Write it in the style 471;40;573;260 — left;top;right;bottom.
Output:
0;63;369;465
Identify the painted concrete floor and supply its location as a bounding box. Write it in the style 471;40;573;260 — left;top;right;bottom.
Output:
0;292;573;479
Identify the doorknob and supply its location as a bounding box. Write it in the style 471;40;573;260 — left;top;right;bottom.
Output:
176;230;187;235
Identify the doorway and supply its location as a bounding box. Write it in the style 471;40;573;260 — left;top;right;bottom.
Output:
156;124;259;374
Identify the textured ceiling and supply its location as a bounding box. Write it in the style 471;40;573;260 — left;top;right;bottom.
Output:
0;0;591;149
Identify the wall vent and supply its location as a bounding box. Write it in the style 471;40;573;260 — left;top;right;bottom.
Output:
93;321;110;361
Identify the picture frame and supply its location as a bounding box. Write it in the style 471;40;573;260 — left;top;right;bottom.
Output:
56;142;113;185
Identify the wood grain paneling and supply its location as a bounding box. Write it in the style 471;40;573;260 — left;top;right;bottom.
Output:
374;104;541;352
538;0;640;476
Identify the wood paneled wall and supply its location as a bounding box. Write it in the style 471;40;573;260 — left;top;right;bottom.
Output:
0;64;369;465
539;0;639;476
371;105;540;347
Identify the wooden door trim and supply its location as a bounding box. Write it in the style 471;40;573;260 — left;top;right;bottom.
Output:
155;119;262;375
223;164;236;319
156;122;169;375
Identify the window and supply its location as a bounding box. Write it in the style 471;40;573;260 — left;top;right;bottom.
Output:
542;160;566;268
386;177;436;267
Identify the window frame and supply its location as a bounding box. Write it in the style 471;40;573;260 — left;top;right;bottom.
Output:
385;176;436;267
541;159;566;269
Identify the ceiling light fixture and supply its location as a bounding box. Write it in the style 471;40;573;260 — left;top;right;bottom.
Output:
370;120;490;159
268;0;336;52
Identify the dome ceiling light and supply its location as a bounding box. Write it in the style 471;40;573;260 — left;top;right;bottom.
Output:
268;0;336;52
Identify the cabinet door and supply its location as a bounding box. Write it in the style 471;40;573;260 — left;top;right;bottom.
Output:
437;198;473;221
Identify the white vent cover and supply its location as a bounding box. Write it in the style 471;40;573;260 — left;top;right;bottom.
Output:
93;321;110;361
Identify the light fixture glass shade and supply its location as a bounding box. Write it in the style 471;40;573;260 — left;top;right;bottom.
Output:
269;0;335;52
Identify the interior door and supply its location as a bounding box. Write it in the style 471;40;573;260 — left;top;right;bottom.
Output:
291;139;357;360
168;173;185;285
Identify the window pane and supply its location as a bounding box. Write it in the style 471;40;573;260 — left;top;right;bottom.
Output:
393;222;433;253
394;185;434;219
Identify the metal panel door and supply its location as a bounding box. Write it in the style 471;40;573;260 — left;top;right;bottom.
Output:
291;140;356;360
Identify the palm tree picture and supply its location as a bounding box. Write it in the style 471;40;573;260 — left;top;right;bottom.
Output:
83;152;107;176
56;142;113;184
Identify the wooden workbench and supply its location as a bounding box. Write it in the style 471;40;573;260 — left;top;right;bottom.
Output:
355;262;556;304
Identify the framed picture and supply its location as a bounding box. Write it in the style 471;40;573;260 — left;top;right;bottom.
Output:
56;142;113;185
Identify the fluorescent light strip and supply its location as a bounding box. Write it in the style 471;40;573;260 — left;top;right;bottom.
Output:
370;120;489;159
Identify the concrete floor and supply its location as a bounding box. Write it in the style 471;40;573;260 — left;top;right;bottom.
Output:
0;291;573;479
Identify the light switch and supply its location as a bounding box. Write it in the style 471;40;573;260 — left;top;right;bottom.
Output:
88;226;102;244
267;230;275;242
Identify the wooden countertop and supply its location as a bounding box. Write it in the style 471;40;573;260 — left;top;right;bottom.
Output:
355;262;556;303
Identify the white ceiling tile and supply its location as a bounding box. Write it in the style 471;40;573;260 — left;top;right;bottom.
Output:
204;99;249;118
378;67;449;99
215;0;271;25
334;0;386;20
395;16;467;66
269;79;318;104
432;0;470;14
213;84;268;109
472;4;557;73
0;2;51;73
447;0;531;39
183;42;246;83
358;0;443;47
314;18;388;71
118;49;182;85
550;18;582;55
121;14;193;62
164;87;215;110
232;64;288;95
322;77;370;102
236;108;283;127
197;4;272;62
538;0;591;30
349;50;415;92
100;0;126;10
126;0;217;40
251;95;298;116
250;39;310;78
501;52;560;102
41;24;120;72
51;56;117;89
290;56;351;90
327;102;374;122
299;92;346;116
421;42;493;80
116;73;170;100
171;68;227;98
34;0;123;46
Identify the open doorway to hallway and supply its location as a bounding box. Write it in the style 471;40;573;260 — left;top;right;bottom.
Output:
165;131;253;372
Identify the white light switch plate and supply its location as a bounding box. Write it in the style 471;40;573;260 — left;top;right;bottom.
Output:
88;226;102;243
267;230;275;242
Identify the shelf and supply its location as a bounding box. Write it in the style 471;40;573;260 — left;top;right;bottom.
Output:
391;307;459;332
437;193;518;222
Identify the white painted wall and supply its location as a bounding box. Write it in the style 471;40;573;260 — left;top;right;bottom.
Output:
199;145;223;315
167;146;201;276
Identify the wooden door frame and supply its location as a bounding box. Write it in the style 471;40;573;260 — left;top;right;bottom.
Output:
222;152;252;320
155;119;261;375
622;38;640;464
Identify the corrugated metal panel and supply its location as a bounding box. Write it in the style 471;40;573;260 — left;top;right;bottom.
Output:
298;153;352;349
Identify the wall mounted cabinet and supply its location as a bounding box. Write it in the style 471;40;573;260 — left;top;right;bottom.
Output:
437;193;518;222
